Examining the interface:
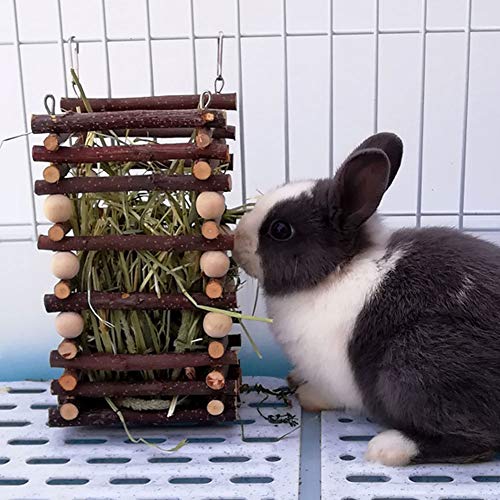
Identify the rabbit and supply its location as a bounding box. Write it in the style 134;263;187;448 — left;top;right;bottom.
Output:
233;132;500;466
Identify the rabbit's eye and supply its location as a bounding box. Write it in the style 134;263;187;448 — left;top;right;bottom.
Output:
268;220;294;241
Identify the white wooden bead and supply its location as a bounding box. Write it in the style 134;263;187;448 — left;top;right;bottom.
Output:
43;195;73;223
55;312;84;339
51;252;79;280
203;312;233;338
200;251;230;278
195;192;225;219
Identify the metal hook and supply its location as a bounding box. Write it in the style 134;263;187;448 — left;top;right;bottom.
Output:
214;31;225;94
44;94;56;115
68;35;80;76
199;91;212;110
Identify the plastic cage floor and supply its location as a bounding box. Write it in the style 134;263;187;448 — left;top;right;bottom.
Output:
2;379;500;500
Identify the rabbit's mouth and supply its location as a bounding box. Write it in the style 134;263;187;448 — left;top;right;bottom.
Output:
233;223;263;281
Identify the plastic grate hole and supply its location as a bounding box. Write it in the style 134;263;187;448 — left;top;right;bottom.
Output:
169;477;212;484
65;438;107;445
87;458;131;464
218;419;256;426
346;475;390;483
186;437;225;443
340;454;355;461
0;458;9;465
31;403;57;410
209;456;250;463
9;439;49;445
125;437;165;444
340;435;374;442
409;475;454;483
0;478;29;485
0;421;31;427
148;457;192;463
0;405;16;410
8;388;46;394
230;476;274;484
472;476;500;482
46;478;89;485
110;477;150;485
338;417;353;423
373;498;419;500
243;437;279;443
265;456;282;462
27;458;70;465
249;401;288;408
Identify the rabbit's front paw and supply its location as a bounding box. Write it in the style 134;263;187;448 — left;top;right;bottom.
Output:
365;430;419;466
286;369;304;389
295;382;332;411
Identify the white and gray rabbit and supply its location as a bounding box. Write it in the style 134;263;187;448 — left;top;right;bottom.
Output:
233;133;500;466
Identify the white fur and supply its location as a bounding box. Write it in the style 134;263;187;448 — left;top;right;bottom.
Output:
366;430;419;466
233;181;315;280
267;229;402;411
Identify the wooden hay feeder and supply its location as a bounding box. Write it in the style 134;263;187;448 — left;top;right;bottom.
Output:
32;92;243;427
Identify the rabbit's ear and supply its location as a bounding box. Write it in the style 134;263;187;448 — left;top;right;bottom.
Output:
335;148;390;228
350;132;403;190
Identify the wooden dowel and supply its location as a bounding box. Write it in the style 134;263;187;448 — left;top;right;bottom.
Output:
208;337;228;359
54;280;72;299
50;377;239;397
38;233;234;252
195;128;213;149
108;126;236;140
192;160;212;180
59;402;79;421
42;163;70;183
205;279;224;299
58;369;79;391
48;403;237;427
201;221;221;240
44;291;237;312
57;340;78;360
48;222;72;242
60;93;237;112
207;399;225;416
31;109;226;134
32;141;229;164
49;350;239;371
205;370;226;391
34;173;232;195
43;133;71;151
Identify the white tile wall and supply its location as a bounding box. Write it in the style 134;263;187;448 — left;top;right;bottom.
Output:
0;0;499;381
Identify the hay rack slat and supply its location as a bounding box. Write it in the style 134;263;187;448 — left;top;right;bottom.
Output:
32;92;243;427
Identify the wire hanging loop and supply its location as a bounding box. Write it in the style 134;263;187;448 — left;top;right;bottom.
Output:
44;94;56;116
214;31;225;94
198;91;212;111
68;35;80;76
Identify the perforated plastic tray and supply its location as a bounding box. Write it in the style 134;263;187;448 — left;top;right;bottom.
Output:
0;377;300;500
321;411;500;500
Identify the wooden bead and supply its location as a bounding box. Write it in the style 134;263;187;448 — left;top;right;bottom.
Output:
207;399;224;416
200;251;230;278
192;161;212;180
57;340;78;360
195;192;225;219
201;220;220;240
205;279;223;299
55;312;84;339
51;252;79;280
43;194;72;223
59;402;79;421
203;312;233;338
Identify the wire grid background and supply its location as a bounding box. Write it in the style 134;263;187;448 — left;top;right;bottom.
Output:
0;0;499;381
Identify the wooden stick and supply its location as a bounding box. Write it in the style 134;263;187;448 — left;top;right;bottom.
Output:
58;369;79;391
34;173;231;195
205;279;224;299
109;126;235;140
59;402;79;421
54;280;72;299
205;370;226;391
42;164;70;183
32;141;229;164
195;128;213;149
192;160;212;180
44;291;237;312
43;133;71;151
50;377;239;397
207;399;225;416
48;403;237;426
38;233;234;252
57;340;78;360
48;222;72;242
31;109;226;134
60;93;237;112
201;221;221;240
50;350;238;370
208;338;228;359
